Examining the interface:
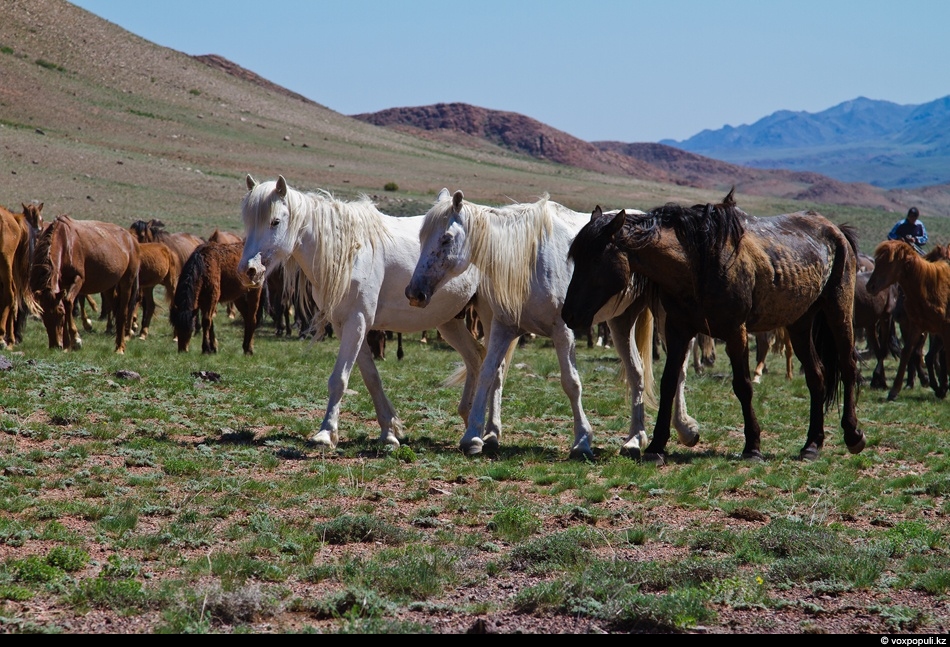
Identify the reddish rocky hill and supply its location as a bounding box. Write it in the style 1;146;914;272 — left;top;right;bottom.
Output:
354;103;909;213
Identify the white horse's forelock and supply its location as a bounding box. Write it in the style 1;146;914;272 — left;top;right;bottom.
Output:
423;193;555;323
243;180;392;319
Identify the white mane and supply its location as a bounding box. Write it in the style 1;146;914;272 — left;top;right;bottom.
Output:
423;194;561;323
242;181;392;319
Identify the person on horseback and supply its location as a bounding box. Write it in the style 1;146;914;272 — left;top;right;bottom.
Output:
888;207;928;254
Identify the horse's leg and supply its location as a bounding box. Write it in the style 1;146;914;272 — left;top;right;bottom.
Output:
672;337;701;447
722;328;764;461
354;338;404;448
460;321;517;456
113;280;134;354
201;308;215;354
397;333;404;360
310;315;366;449
436;318;487;428
548;322;594;460
607;309;648;455
784;333;794;380
869;319;889;389
752;332;768;384
639;327;693;465
819;300;865;455
139;288;155;339
888;325;924;401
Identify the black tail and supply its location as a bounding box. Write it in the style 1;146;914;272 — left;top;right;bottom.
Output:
813;311;842;410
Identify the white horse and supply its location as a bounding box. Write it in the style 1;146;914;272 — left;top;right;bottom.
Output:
238;175;493;450
406;189;700;458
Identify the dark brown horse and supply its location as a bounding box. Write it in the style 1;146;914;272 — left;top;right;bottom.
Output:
170;241;262;355
30;215;140;353
563;189;866;463
0;202;42;347
866;239;950;401
854;270;899;390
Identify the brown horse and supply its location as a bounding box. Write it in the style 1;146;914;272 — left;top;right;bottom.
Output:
866;239;950;401
29;215;140;353
0;202;43;347
752;328;794;383
563;189;866;463
129;219;203;335
133;241;179;339
170;241;262;355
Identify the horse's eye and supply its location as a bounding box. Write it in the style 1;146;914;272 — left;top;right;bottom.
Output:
440;233;452;247
270;218;280;228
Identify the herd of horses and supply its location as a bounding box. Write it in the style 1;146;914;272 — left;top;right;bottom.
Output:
4;180;949;463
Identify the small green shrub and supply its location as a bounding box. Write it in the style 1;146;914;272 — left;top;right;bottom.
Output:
383;182;399;192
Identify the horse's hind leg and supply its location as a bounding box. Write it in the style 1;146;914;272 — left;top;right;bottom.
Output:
639;329;693;465
460;321;517;456
722;329;765;461
607;310;649;455
355;340;403;448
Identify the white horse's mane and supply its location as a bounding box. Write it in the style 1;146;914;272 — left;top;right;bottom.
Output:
423;193;565;323
242;181;393;319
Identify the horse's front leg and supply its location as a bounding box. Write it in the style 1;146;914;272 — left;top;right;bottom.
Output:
672;337;701;446
310;317;365;450
723;328;763;461
639;328;693;464
549;322;594;460
354;336;403;448
887;327;923;401
786;320;831;460
61;278;85;350
460;320;517;456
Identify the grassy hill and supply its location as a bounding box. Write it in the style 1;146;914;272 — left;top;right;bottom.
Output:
1;0;946;250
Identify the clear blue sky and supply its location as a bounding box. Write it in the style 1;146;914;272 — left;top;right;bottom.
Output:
70;0;950;143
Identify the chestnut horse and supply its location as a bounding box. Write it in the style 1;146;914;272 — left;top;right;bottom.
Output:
30;215;140;353
563;189;866;463
0;202;43;347
170;240;262;355
866;239;950;401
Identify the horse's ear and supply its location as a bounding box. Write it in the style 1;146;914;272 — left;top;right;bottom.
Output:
722;186;737;207
591;205;603;222
452;190;464;214
276;175;288;198
246;174;257;191
437;188;451;202
607;210;626;237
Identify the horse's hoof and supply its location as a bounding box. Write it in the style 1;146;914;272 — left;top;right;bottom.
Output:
380;435;401;450
308;430;338;450
620;444;642;459
742;450;765;462
569;444;594;461
680;430;700;448
847;433;866;455
481;433;500;453
799;446;820;461
460;436;484;456
622;431;648;455
642;452;665;466
886;392;899;402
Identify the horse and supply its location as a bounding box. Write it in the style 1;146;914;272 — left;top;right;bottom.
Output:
130;219;204;336
853;269;899;389
238;175;492;450
752;328;794;384
29;215;140;353
170;240;262;355
407;189;700;459
133;241;179;339
0;203;42;347
563;189;866;463
866;239;950;401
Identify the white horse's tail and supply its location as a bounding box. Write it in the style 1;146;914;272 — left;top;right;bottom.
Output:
441;335;515;388
616;307;656;409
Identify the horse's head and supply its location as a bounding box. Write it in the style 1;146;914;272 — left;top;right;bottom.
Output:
239;174;295;288
406;188;469;308
866;239;911;295
562;206;631;331
21;202;44;232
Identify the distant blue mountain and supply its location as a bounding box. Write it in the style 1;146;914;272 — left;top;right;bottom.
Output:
660;96;950;189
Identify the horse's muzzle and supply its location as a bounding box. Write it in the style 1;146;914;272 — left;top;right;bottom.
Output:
405;284;430;308
240;253;267;288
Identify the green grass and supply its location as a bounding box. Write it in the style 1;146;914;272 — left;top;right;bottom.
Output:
1;311;949;632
